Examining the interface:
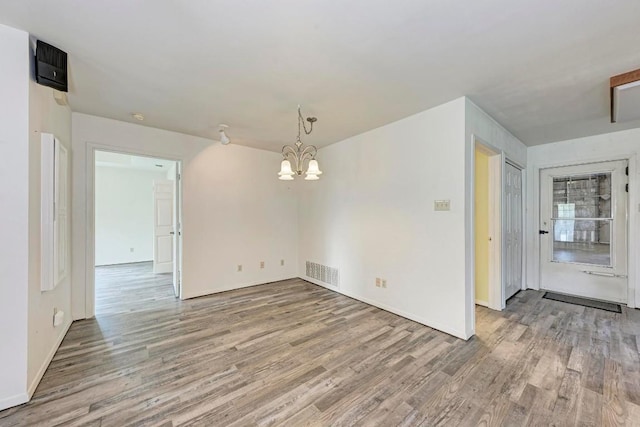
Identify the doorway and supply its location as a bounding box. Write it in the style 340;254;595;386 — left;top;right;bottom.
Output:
539;160;628;303
474;138;524;312
474;147;493;307
94;150;181;315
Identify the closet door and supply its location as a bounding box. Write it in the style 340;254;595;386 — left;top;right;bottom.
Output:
504;162;522;300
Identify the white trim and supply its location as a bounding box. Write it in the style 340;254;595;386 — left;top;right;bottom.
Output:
84;143;185;318
520;167;527;291
473;136;504;312
506;157;526;171
490;151;504;311
84;146;94;317
173;162;183;298
41;133;55;291
628;155;637;308
27;320;72;398
305;277;470;340
181;276;298;300
0;393;29;412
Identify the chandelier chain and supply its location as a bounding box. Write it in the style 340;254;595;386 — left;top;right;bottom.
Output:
298;106;314;136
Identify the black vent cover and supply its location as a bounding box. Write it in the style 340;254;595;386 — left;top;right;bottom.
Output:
35;40;68;92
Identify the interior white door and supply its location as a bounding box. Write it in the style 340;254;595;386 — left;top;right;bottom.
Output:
172;164;181;298
540;160;628;303
504;162;523;300
153;180;174;274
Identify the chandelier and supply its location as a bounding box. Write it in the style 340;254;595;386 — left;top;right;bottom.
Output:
278;105;322;181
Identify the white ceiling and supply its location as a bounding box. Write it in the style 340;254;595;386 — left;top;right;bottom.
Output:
2;0;640;151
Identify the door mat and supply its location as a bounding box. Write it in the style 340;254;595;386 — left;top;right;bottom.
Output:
543;292;622;313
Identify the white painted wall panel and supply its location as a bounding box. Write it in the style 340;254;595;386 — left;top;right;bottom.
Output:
0;24;30;411
27;59;73;397
298;98;469;338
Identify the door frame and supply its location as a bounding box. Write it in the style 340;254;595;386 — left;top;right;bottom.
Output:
539;160;627;303
86;144;184;317
473;140;503;311
471;135;525;313
531;154;637;308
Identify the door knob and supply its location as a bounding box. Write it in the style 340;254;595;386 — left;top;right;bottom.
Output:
539;230;549;235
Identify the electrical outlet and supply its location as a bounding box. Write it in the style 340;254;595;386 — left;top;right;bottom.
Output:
260;261;265;269
434;200;451;211
281;259;285;266
53;308;64;327
376;278;381;287
237;264;242;272
382;279;387;288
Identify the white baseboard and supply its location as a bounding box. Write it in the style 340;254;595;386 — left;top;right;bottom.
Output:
27;319;72;398
301;276;470;340
95;260;153;267
475;299;489;307
0;392;29;412
181;276;298;300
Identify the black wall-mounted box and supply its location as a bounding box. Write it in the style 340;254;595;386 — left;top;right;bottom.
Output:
35;40;68;92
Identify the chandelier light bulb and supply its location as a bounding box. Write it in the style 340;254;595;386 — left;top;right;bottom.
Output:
278;160;294;179
306;159;322;176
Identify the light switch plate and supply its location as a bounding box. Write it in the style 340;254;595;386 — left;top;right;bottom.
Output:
434;200;451;211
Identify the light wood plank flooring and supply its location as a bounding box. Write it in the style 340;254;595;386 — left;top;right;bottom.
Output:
1;263;639;426
95;262;175;316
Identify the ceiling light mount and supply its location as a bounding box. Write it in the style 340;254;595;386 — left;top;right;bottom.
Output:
219;124;231;145
278;105;322;181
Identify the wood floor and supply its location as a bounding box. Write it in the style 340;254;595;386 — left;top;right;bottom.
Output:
1;263;640;426
95;262;175;316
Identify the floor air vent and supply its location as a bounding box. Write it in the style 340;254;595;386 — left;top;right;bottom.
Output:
306;261;339;287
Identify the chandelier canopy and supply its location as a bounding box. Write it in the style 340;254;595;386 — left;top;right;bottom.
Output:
278;105;322;181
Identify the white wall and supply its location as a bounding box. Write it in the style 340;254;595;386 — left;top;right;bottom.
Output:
298;98;470;338
0;24;30;411
296;97;526;340
72;113;299;318
27;44;73;397
95;166;169;266
526;128;640;307
464;98;527;337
